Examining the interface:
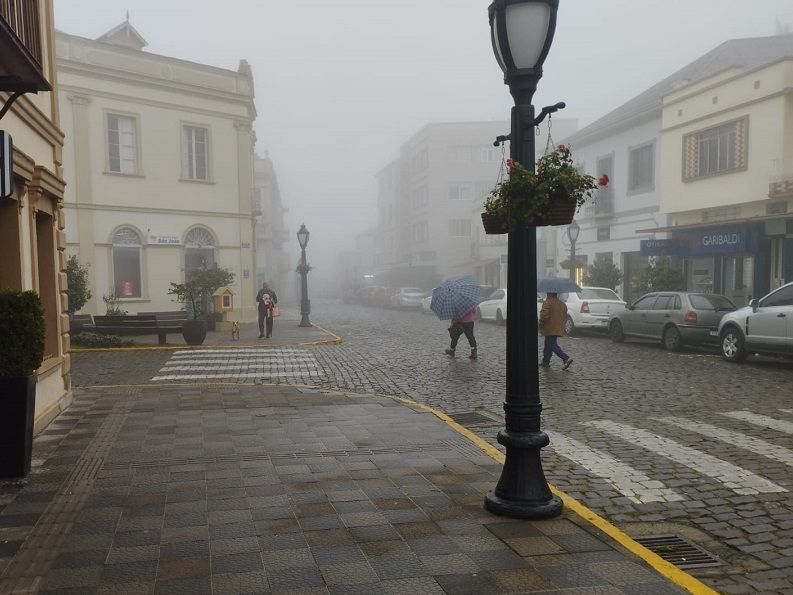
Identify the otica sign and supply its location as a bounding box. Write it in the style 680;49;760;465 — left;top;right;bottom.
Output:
641;226;755;257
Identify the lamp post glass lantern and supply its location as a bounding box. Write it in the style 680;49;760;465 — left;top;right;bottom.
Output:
567;220;580;283
297;224;311;327
484;0;563;519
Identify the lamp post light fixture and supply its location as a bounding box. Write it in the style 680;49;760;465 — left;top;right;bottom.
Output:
567;220;580;283
297;223;311;327
484;0;563;519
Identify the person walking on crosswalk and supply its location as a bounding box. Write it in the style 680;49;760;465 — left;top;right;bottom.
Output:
539;292;572;369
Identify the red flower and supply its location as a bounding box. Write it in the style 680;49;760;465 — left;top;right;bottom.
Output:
598;174;609;186
506;158;515;170
557;144;567;152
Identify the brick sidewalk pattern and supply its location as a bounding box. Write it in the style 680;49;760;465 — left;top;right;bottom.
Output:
0;385;685;594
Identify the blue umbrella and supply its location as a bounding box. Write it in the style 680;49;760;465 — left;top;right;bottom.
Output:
537;277;582;294
430;276;481;320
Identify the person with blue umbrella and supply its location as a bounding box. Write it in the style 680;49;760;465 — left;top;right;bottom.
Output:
538;291;573;370
430;276;480;360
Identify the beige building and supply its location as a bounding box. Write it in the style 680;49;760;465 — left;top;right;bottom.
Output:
254;153;290;294
57;20;258;321
654;36;793;304
1;1;72;429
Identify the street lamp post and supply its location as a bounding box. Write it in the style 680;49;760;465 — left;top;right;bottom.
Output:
297;224;311;327
484;0;563;519
567;220;580;283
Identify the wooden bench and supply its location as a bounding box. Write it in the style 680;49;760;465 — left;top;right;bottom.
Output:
69;314;94;334
92;314;185;345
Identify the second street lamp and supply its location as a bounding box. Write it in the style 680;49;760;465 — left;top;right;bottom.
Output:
297;224;311;327
484;0;563;519
567;220;580;283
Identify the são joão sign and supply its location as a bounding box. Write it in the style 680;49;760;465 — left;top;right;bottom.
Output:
641;226;754;256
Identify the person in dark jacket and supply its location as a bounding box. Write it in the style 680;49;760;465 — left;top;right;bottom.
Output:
256;282;278;339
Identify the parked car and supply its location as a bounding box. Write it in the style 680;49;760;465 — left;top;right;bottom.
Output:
477;288;507;324
608;291;737;351
421;289;436;313
357;285;391;307
558;286;626;336
390;287;424;308
478;285;497;303
717;281;793;362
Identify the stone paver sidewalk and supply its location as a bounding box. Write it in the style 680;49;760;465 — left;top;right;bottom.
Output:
0;384;687;594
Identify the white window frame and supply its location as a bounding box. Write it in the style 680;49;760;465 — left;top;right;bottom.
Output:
627;141;655;194
448;219;472;237
111;226;143;299
447;183;473;201
105;112;140;175
181;123;211;182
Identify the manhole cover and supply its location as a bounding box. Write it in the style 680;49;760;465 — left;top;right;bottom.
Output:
635;535;723;569
449;412;500;427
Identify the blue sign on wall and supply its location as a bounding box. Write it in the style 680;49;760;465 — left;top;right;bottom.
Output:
641;226;757;257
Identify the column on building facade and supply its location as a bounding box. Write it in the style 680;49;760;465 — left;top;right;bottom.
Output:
235;120;256;321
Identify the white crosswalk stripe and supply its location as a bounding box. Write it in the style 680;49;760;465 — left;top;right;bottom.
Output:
778;409;793;415
584;420;787;495
718;411;793;435
549;433;684;503
151;348;324;382
654;416;793;468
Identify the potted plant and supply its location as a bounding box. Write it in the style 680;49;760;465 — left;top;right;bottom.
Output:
482;145;609;233
168;265;235;345
0;290;45;478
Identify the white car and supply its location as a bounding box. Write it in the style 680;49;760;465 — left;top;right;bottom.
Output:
421;289;435;313
557;286;626;336
717;281;793;362
390;287;425;308
477;288;507;324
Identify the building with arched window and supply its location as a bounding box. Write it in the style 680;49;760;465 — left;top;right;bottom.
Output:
57;20;259;320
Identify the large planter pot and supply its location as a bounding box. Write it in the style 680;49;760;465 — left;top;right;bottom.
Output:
0;376;36;478
182;320;208;345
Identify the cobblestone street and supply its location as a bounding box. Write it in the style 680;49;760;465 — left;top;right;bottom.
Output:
70;300;793;593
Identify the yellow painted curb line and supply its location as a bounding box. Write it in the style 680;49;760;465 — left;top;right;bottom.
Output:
299;323;342;346
393;397;718;595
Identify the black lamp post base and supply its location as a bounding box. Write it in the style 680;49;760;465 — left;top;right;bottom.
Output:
299;316;311;327
484;429;563;519
484;489;562;519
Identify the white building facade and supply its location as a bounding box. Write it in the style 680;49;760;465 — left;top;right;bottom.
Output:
57;21;258;321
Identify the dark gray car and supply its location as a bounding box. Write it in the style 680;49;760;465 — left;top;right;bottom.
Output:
608;292;737;351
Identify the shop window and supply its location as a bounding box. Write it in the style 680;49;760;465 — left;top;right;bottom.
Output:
112;227;142;298
184;227;215;276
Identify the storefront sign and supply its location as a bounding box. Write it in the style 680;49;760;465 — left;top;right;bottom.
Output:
148;234;181;245
641;226;755;257
0;131;12;198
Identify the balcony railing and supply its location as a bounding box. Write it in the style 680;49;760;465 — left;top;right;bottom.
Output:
0;0;43;66
584;191;614;218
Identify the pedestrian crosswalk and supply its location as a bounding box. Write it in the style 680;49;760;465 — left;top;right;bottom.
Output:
548;409;793;503
150;348;324;382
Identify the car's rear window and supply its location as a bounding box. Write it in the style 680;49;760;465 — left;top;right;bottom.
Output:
581;288;621;300
689;294;736;311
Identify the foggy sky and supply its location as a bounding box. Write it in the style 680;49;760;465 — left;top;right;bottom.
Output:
55;0;793;292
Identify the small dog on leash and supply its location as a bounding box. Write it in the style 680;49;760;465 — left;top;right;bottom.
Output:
231;321;241;340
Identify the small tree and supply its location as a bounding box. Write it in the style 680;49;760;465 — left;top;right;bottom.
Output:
584;257;623;291
65;255;92;315
168;265;235;320
632;257;686;294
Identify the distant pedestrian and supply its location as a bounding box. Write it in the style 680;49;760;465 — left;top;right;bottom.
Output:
445;307;477;359
256;282;278;339
539;292;572;369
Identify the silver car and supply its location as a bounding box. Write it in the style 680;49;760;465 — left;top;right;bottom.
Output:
609;292;737;351
717;281;793;362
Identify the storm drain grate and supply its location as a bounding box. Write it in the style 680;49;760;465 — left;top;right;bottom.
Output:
448;412;501;427
635;535;723;569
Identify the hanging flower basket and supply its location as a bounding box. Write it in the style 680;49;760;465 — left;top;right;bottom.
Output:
482;146;609;234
